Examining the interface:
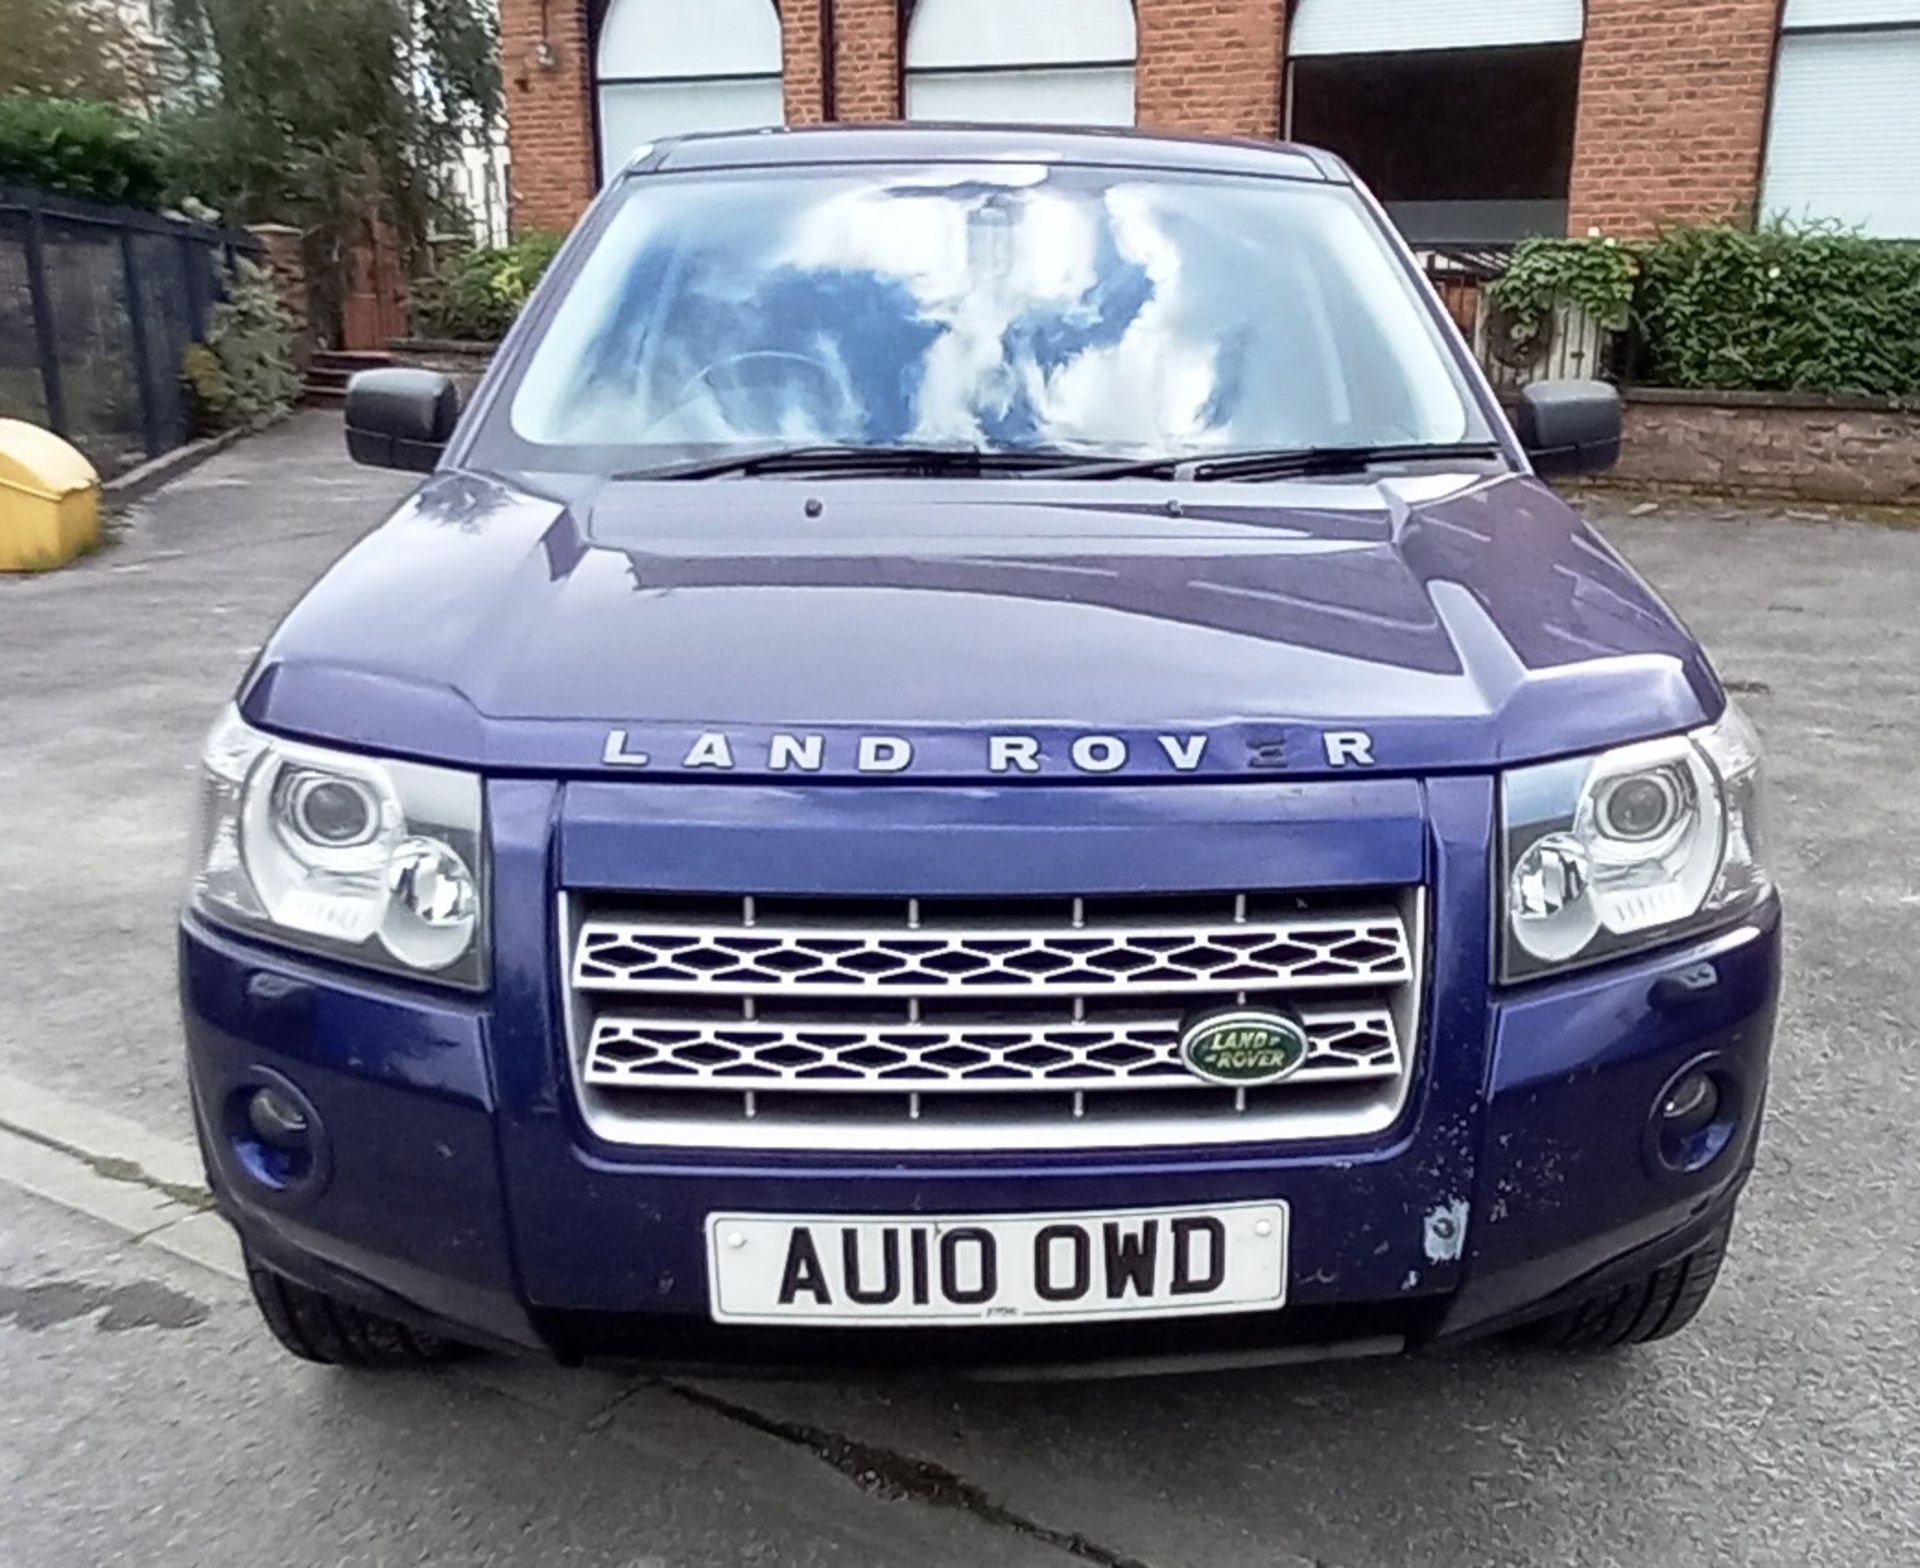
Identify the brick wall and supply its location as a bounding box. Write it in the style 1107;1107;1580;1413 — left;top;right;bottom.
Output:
1608;390;1920;505
782;0;826;125
390;340;498;406
1568;0;1781;236
835;0;901;121
788;0;901;125
499;0;597;234
1138;0;1287;138
498;1;1791;242
246;224;312;372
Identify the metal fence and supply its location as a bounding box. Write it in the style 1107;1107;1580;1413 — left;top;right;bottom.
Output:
0;187;260;477
1417;245;1619;395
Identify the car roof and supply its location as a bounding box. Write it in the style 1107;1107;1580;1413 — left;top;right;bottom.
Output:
639;123;1346;185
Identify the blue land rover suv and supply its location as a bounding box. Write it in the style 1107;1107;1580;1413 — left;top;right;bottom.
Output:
180;126;1778;1374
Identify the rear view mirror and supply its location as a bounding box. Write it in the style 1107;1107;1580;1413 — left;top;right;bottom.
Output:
344;368;459;473
1516;380;1622;477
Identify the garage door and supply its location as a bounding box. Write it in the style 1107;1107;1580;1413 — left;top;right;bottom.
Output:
1288;0;1582;56
1286;0;1583;244
595;0;784;181
1762;0;1920;238
904;0;1136;126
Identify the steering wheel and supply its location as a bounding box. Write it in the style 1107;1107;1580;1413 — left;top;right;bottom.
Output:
641;351;848;439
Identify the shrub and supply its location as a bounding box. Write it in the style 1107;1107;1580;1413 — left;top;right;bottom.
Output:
1636;222;1920;397
408;228;564;341
180;341;226;435
1489;224;1920;399
0;92;166;207
200;257;300;428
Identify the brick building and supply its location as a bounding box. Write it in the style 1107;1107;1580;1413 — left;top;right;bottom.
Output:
499;0;1920;244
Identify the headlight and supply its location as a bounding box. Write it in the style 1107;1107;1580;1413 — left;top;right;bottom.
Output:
1500;704;1771;981
191;707;488;989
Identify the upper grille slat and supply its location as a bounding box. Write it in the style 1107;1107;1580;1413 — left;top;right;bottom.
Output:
574;904;1412;997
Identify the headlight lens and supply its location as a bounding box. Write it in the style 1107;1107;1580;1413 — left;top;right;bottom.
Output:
191;707;487;989
1501;705;1771;981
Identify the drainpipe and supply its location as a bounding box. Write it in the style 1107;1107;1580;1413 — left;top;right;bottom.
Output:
821;0;838;121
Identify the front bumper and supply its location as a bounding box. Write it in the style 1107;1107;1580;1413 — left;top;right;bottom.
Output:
179;774;1781;1372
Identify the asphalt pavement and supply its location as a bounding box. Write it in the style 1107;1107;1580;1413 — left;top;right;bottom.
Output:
3;412;1918;1567
0;1175;1085;1568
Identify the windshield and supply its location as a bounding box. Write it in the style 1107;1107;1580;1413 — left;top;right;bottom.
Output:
497;163;1490;471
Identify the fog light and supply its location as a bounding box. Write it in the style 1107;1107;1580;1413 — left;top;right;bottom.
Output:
224;1075;327;1195
1660;1072;1719;1139
1650;1064;1737;1175
246;1086;310;1149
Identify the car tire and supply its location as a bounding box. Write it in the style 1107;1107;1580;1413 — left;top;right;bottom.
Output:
246;1256;468;1369
1517;1216;1732;1351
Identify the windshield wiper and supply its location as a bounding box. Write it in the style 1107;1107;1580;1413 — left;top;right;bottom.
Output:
1043;441;1505;483
613;445;1088;481
614;440;1506;484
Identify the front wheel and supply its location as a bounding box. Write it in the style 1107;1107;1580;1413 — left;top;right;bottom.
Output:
1515;1216;1733;1351
246;1256;468;1369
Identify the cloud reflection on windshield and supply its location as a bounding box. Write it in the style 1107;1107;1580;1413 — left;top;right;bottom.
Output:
511;165;1470;459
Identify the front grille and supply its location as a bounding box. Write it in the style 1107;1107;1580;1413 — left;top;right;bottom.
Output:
565;889;1424;1152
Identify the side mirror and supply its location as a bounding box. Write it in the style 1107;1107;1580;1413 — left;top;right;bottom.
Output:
344;368;459;473
1516;379;1622;477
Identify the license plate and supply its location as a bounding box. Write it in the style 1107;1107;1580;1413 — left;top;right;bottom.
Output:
705;1201;1288;1326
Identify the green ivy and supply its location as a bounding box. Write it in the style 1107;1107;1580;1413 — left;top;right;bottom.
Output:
406;228;565;342
0;92;167;207
1488;234;1641;335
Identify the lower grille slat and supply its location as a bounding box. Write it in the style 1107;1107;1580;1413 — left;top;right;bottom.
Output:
584;1006;1402;1092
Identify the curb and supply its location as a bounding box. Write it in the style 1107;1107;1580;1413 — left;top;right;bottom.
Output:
102;427;248;506
0;1069;208;1198
0;1124;242;1284
0;1070;237;1283
1567;479;1920;528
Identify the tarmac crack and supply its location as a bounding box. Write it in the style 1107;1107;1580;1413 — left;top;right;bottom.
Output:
662;1381;1156;1568
0;1115;213;1214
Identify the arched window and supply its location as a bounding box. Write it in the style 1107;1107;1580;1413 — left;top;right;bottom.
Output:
904;0;1136;127
1763;0;1920;239
595;0;783;182
1287;0;1583;244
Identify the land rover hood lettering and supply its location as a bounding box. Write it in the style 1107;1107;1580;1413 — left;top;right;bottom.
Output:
600;729;1379;775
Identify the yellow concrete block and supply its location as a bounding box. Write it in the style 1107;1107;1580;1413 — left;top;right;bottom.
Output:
0;418;101;572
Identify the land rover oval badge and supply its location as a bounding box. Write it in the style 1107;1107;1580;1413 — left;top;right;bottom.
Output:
1179;1009;1311;1086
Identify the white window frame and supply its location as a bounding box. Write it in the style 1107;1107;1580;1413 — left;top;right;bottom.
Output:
903;0;1138;127
1762;2;1920;239
1287;0;1583;58
593;0;784;182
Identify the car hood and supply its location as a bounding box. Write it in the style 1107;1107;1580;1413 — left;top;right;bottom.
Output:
242;467;1721;780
